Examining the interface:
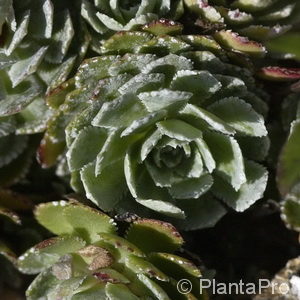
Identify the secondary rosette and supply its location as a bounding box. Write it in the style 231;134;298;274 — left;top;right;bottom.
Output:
183;0;300;41
81;0;184;51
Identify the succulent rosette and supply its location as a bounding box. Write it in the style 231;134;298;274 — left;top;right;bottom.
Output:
18;200;207;299
183;0;300;41
81;0;184;52
39;29;269;230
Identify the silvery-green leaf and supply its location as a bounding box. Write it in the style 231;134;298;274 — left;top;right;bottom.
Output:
157;119;202;142
145;160;174;188
142;54;193;75
45;56;77;92
90;74;132;101
67;126;108;172
169;174;213;199
213;160;268;212
138;89;192;112
0;51;17;70
182;51;225;74
176;146;203;178
136;199;185;219
81;0;107;34
124;13;158;31
96;12;124;31
75;55;118;88
8;46;48;87
16;97;53;134
170;70;221;100
204;131;246;190
27;0;54;39
140;129;162;161
80;161;126;211
0;75;43;117
208;97;267;137
125;148;184;218
136;0;157;17
92;93;147;129
213;75;247;98
121;110;167;137
5;10;30;56
118;73;165;95
26;269;60;300
180;103;236;135
95;129;140;176
18;236;86;274
44;10;74;64
195;138;216;173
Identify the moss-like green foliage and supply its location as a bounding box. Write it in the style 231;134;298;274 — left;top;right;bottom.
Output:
18;200;207;300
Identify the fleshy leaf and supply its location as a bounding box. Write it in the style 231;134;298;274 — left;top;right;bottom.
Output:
35;201;117;243
214;31;266;57
80;161;126;211
157;119;203;142
213;160;268;212
126;218;184;253
180;104;235;135
168;174;213;199
208;97;267;137
204;131;246;190
18;236;86;274
258;67;300;81
67;126;108;172
92;93;147;129
138;89;192;112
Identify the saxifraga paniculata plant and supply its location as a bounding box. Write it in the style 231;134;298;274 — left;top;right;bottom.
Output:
183;0;300;41
38;24;270;230
18;200;208;300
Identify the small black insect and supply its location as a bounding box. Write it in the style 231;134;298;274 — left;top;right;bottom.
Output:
115;212;141;223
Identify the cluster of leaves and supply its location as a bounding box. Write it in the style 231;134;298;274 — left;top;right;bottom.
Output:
18;200;207;300
184;0;300;41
